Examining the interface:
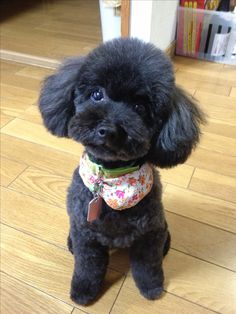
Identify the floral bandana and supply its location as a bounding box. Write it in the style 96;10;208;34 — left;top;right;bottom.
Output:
79;153;154;210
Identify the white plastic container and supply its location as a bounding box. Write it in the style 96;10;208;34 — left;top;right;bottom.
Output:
176;7;236;65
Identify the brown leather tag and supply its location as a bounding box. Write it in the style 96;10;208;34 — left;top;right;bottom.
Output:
87;196;102;222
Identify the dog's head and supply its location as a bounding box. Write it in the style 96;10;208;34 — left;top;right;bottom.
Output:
39;38;205;167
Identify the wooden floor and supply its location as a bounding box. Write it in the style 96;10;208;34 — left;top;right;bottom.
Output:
0;0;102;60
1;56;236;314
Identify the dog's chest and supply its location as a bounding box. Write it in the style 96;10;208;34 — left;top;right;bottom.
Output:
68;166;163;247
86;206;145;247
84;199;161;248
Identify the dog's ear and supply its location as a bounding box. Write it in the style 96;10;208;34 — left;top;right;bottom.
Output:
150;86;206;168
39;57;84;137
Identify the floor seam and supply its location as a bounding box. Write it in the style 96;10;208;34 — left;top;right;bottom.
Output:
109;275;127;314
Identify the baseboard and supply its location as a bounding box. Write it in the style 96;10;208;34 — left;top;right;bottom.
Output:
1;43;176;69
0;50;60;69
165;41;176;59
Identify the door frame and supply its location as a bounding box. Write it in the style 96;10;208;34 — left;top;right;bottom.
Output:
121;0;131;36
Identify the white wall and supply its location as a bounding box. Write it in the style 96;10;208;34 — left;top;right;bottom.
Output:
99;0;179;50
99;0;121;41
150;0;179;50
130;0;178;50
130;0;153;42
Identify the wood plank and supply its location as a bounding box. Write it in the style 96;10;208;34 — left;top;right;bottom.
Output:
1;73;41;91
19;105;43;124
1;28;78;50
0;112;13;128
174;56;224;71
110;276;214;314
200;131;236;157
195;90;236;110
1;134;80;178
1;187;68;248
1;118;83;156
1;35;96;61
109;249;130;275
202;118;236;139
1;38;56;60
0;60;25;74
194;91;236;125
176;76;231;96
49;42;98;60
187;147;236;178
166;212;236;271
1;273;73;314
159;164;194;188
230;87;236;97
0;0;101;60
1;224;125;314
0;157;27;187
1;12;48;29
1;97;33;118
1;25;99;59
189;168;236;203
174;58;236;84
36;20;101;40
9;166;70;208
16;64;54;80
200;102;236;125
1;84;38;104
163;184;236;233
163;250;236;313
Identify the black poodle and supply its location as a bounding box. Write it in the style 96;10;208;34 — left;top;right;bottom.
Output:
39;38;205;305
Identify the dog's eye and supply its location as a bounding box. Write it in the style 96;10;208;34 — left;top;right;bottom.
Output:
134;104;145;114
91;89;104;102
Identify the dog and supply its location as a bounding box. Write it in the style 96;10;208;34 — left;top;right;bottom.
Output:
39;37;205;305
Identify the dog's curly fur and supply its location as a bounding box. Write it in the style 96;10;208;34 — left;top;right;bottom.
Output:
39;38;205;305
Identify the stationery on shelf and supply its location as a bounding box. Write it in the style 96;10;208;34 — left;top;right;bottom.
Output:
177;0;236;64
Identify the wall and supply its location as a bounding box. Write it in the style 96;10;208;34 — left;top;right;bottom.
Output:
98;0;179;50
130;0;178;50
130;0;153;42
150;0;179;50
99;0;121;41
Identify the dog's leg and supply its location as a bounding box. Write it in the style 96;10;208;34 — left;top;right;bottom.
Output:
70;236;109;305
130;230;167;300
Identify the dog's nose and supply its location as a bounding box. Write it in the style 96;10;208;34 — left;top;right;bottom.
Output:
97;126;115;138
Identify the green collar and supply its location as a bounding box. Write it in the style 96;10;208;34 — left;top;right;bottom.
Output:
86;154;140;179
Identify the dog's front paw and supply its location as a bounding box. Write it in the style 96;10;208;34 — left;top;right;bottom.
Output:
139;285;164;300
70;274;101;305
